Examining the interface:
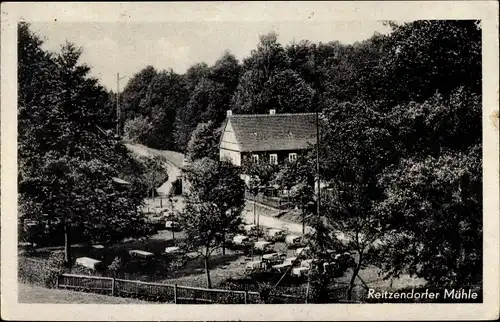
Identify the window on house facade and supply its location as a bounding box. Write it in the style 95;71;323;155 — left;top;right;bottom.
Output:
252;154;259;163
269;154;278;165
288;153;297;163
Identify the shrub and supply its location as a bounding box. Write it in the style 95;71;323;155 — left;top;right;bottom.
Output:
19;257;48;286
212;292;246;304
108;256;122;276
44;251;66;287
18;251;66;288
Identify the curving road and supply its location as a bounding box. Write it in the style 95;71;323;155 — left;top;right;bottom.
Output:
242;202;313;235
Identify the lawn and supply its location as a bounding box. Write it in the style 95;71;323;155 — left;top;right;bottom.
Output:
19;203;426;301
18;283;150;304
159;252;249;288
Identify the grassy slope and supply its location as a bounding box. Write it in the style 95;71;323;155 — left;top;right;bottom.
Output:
18;284;151;304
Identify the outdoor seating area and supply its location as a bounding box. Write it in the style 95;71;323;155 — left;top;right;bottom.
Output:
129;250;155;259
75;257;104;271
229;218;353;279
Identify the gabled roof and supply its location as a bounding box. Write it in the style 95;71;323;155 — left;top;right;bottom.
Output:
223;113;317;152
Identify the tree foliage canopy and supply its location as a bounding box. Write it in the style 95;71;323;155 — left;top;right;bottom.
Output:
18;23;153;246
179;158;245;287
19;20;483;290
314;21;482;290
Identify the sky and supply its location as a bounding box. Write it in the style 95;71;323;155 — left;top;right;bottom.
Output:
30;21;394;91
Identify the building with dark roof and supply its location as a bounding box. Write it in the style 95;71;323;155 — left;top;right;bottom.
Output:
219;110;317;167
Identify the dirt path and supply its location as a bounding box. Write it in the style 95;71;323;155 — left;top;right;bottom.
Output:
242;203;312;235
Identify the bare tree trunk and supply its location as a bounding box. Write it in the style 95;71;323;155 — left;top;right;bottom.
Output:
204;255;212;289
302;207;305;235
253;199;256;224
347;252;362;301
222;210;226;255
222;229;226;255
64;223;72;267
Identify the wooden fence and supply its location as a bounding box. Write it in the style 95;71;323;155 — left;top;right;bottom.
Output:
245;191;293;210
57;274;261;304
57;273;359;304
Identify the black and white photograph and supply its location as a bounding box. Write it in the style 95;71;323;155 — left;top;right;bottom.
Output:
1;1;499;321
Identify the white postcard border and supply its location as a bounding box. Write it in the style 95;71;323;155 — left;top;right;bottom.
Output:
1;1;498;320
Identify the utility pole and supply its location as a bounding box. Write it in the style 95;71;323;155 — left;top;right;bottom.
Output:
313;46;324;232
116;73;126;136
116;73;120;136
316;108;321;225
253;199;256;225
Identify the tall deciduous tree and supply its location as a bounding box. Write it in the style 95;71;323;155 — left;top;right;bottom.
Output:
175;53;240;152
375;89;482;287
204;52;241;123
123;115;154;145
176;202;238;288
379;20;481;103
316;100;392;299
182;158;245;255
243;32;289;81
120;65;158;119
273;155;316;231
138;70;189;150
186;121;223;161
174;78;221;150
232;32;290;114
377;147;482;287
18;23;152;264
265;69;315;113
183;62;210;93
208;51;241;92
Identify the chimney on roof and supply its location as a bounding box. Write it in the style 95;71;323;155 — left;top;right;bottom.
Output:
227;110;233;117
269;109;276;115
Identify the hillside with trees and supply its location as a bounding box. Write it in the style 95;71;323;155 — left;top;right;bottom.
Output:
93;20;486;291
18;20;482;296
17;22;156;264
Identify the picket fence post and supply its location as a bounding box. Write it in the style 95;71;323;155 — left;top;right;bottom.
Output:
174;284;178;304
244;290;248;304
111;278;116;296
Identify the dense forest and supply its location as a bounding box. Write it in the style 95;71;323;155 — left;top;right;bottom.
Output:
18;22;156;252
118;20;482;289
117;21;480;157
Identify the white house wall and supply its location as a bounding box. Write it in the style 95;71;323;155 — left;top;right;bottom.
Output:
220;148;241;166
219;119;242;166
219;120;241;152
